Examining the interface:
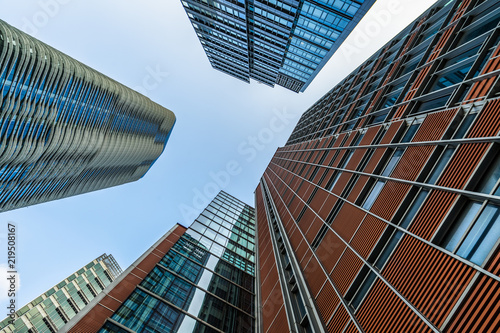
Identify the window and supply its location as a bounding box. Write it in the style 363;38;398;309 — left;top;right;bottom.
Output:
327;150;354;191
400;123;420;143
477;153;500;195
362;181;385;210
399;189;429;228
428;62;473;92
381;148;404;177
345;265;377;310
453;112;477;138
414;94;451;114
375;230;403;269
427;146;456;184
440;201;500;265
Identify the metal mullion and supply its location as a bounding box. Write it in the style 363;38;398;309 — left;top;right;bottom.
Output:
136;285;225;333
103;319;137;333
155;262;256;318
260;179;327;333
277;135;500;153
263;168;441;333
181;230;254;275
268;159;500;283
166;247;255;295
262;176;365;333
273;152;500;206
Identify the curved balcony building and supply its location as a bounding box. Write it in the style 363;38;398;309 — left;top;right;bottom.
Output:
0;20;176;212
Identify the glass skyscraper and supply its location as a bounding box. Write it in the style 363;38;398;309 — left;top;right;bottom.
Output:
61;191;256;333
0;19;176;212
0;254;122;333
180;0;375;92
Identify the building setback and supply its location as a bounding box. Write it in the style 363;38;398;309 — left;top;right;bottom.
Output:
0;254;122;333
0;20;176;212
60;191;257;333
180;0;375;92
256;0;500;332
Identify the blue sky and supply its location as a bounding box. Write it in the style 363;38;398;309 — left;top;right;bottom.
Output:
0;0;437;310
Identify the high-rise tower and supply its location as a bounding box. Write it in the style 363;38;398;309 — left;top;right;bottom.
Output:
180;0;375;92
0;254;122;333
61;191;256;333
0;20;176;212
256;0;500;331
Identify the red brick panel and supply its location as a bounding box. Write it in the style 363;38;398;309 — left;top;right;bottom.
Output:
68;306;114;333
331;249;364;295
315;282;341;323
326;304;351;333
444;247;500;332
265;306;288;333
357;280;433;333
331;203;366;241
303;255;327;298
383;236;476;328
369;182;411;221
344;321;360;333
350;215;388;259
465;76;498;102
262;284;286;333
408;189;458;240
256;184;289;333
466;98;500;138
316;229;346;274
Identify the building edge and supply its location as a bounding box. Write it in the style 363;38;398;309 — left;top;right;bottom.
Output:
59;223;187;333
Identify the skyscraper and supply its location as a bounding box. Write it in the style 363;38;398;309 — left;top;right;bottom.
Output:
0;254;122;333
180;0;375;92
256;0;500;332
0;19;176;212
61;191;256;333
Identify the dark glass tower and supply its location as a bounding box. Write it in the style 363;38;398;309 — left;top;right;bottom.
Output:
0;20;176;212
256;0;500;332
180;0;376;92
62;191;256;333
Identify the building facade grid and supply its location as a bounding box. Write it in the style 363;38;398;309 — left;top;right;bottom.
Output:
0;254;122;333
256;0;500;332
181;0;376;92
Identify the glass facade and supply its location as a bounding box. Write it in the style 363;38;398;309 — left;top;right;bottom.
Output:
0;254;122;333
0;20;176;212
181;0;375;92
98;191;256;333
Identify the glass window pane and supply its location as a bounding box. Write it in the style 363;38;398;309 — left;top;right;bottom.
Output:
457;204;500;265
375;230;403;269
401;123;420;143
427;147;456;184
362;181;386;210
400;190;429;228
453;113;476;139
351;271;377;309
382;149;404;177
478;155;500;194
442;201;482;252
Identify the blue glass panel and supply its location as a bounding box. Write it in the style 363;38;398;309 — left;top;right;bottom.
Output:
400;190;429;229
362;181;385;210
458;204;500;265
443;201;482;252
427;147;456;184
